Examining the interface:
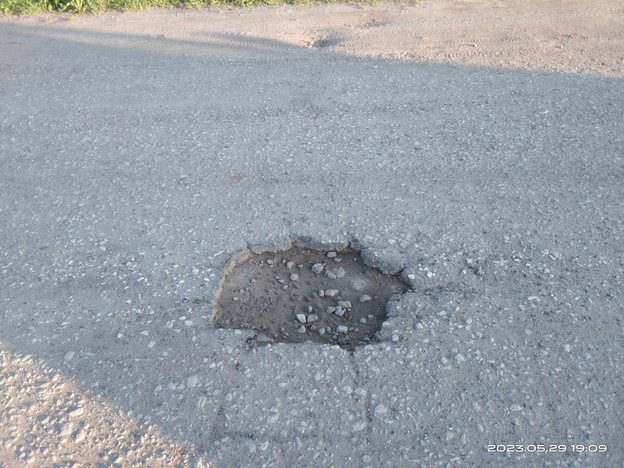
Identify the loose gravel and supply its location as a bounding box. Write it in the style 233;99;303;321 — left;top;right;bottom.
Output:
214;247;406;350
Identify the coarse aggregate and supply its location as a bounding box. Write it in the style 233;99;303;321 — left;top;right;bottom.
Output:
0;1;623;466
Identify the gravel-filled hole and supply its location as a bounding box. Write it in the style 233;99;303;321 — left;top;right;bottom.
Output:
213;247;407;351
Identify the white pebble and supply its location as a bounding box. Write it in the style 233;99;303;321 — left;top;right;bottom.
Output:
296;314;307;324
332;267;346;278
374;404;388;415
244;439;257;453
359;295;372;303
68;407;84;418
353;422;366;432
73;429;86;443
58;422;73;435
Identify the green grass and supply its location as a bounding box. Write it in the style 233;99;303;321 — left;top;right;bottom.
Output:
0;0;408;15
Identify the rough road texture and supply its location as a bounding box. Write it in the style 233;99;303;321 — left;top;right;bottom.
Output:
1;0;623;466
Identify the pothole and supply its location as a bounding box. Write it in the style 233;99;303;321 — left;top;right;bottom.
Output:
213;246;407;351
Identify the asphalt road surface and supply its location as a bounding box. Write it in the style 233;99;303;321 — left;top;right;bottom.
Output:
1;1;623;466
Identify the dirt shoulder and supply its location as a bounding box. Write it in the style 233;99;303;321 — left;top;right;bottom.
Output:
2;0;623;76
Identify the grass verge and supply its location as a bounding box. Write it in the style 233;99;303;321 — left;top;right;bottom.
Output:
1;0;418;15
